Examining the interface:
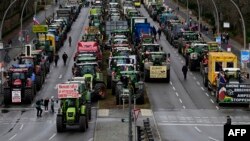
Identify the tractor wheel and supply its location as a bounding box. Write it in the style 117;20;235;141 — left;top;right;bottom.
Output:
36;76;42;91
107;76;111;89
24;89;33;104
56;115;64;133
166;70;170;83
144;69;149;82
136;90;145;105
94;83;106;100
111;82;116;96
4;89;11;106
79;116;87;132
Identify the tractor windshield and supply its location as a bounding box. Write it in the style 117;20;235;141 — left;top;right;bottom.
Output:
20;58;34;65
11;72;25;80
149;54;166;62
143;45;160;52
183;33;198;41
79;65;95;75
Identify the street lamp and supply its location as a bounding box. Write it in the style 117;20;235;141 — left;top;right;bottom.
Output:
20;0;30;47
210;0;220;35
0;0;18;41
196;0;201;33
186;0;189;25
230;0;246;50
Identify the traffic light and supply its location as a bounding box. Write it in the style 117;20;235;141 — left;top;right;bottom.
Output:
137;126;144;141
25;44;32;56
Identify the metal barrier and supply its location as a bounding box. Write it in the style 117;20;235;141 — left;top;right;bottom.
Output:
137;118;154;141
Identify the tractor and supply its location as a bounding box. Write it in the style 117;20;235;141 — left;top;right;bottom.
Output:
3;65;36;105
56;83;89;132
115;71;145;105
143;52;170;82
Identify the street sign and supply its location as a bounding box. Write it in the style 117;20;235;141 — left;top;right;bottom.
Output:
223;22;230;28
133;109;141;121
241;50;250;63
32;25;48;33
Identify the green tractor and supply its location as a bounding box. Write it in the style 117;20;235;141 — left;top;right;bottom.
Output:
115;71;145;105
177;31;199;55
72;62;106;101
56;82;89;132
143;52;170;82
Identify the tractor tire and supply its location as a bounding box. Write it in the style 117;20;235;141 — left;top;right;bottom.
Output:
3;89;11;106
107;76;111;89
136;90;145;105
166;70;170;83
56;115;64;133
94;83;106;100
36;76;42;91
144;69;149;82
79;116;87;132
111;81;116;96
24;88;33;104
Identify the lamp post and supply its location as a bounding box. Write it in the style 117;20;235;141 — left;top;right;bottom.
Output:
196;0;201;33
0;0;18;41
20;0;30;47
210;0;220;35
186;0;189;25
230;0;246;50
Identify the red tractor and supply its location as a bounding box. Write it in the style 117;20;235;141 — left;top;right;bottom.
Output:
3;65;36;105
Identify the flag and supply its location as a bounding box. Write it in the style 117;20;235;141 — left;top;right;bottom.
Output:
33;16;40;25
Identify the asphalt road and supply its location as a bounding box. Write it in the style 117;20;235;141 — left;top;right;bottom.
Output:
0;7;96;141
139;3;250;141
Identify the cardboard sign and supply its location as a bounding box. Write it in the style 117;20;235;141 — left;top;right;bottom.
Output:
58;84;79;99
12;91;21;103
150;66;167;78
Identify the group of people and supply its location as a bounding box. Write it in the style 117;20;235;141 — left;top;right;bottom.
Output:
35;97;55;117
151;26;162;41
54;52;68;67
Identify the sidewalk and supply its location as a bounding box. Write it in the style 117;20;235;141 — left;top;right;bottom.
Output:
0;2;58;106
167;0;249;68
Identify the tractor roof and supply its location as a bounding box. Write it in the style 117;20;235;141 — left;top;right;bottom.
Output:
76;62;98;66
9;68;29;72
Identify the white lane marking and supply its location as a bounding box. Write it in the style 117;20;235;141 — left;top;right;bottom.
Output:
210;99;215;103
20;124;23;130
193;77;196;80
208;136;220;141
54;85;58;89
88;138;93;141
49;133;56;140
205;93;209;97
194;126;202;133
172;86;176;91
201;87;205;91
170;81;172;85
183;105;186;109
197;81;200;85
175;92;179;97
59;75;62;79
9;134;17;140
179;99;183;103
216;106;219;110
158;123;223;126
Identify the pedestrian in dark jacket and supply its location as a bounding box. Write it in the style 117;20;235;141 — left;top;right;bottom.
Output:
50;96;55;113
225;115;231;125
68;36;72;47
44;98;49;111
62;52;68;66
36;99;43;117
182;65;188;80
54;54;59;67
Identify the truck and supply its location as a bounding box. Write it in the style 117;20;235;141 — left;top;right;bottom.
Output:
202;52;250;105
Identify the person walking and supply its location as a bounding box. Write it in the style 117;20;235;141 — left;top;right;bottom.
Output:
35;99;43;117
62;52;68;66
157;28;162;40
182;65;188;80
44;98;49;112
54;53;59;67
50;96;55;113
68;36;72;47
